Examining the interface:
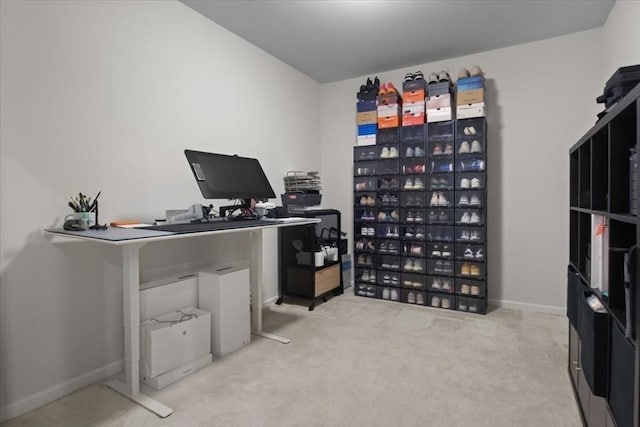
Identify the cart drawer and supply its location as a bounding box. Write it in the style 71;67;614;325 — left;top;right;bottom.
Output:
315;264;340;296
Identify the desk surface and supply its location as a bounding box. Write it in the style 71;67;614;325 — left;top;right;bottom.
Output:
44;217;319;245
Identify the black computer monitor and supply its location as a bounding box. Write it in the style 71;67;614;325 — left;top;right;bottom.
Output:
184;150;276;202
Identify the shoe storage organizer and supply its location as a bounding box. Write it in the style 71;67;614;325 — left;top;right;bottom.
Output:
353;104;488;314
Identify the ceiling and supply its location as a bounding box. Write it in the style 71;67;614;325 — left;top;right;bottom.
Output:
182;0;615;83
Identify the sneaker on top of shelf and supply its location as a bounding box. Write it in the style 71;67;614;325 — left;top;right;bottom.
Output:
428;72;439;84
438;71;450;82
458;194;470;206
460;178;471;189
470;195;481;207
460;230;470;240
438;192;450;207
413;259;424;272
470;65;483;77
464;248;474;258
431;278;441;289
459;141;470;154
475;248;484;259
460;212;471;224
429;193;439;207
470;212;481;224
404;178;414;190
414;178;425;190
458;68;470;79
389;147;399;158
471;178;481;189
380;147;390;158
406;146;415;158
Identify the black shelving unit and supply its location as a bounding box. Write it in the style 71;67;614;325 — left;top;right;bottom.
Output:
567;83;640;427
278;209;344;311
353;117;488;314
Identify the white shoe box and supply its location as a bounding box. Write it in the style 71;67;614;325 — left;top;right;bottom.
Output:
140;307;211;378
426;107;452;123
377;103;400;116
457;102;486;119
426;93;452;110
403;101;425;115
199;265;251;357
356;135;376;146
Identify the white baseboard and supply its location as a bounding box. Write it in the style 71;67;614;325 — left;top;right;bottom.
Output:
489;298;565;315
0;359;123;422
263;295;279;306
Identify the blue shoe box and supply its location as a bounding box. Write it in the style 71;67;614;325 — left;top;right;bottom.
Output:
358;123;378;136
357;100;377;112
456;76;484;92
427;81;452;97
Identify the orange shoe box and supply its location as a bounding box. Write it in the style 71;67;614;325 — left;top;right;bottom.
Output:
378;116;400;129
402;90;425;104
402;112;425;126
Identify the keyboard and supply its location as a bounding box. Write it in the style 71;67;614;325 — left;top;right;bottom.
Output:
141;219;274;234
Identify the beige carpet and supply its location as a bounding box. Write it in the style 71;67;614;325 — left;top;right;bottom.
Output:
3;292;581;427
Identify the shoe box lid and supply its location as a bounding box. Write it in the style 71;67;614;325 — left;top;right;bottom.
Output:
402;90;426;104
357;100;377;112
357;123;378;136
426;107;453;123
402;79;426;92
357;91;377;102
377;93;402;106
357;111;377;125
456;102;486;119
427;81;452;97
456;88;484;106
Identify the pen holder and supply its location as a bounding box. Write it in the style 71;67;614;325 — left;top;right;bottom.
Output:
65;212;96;229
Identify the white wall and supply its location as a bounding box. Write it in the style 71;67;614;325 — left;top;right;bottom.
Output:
321;29;604;312
601;0;640;81
0;0;319;418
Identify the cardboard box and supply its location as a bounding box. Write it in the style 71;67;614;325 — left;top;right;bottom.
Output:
377;103;401;117
357;110;377;125
378;116;400;129
427;81;452;96
426;93;452;110
426;107;452;123
356;135;377;146
377;93;401;106
403;102;425;115
402;79;426;92
457;88;484;105
402;112;425;127
357;123;377;136
356;100;377;112
456;76;485;92
456;102;486;119
402;89;426;104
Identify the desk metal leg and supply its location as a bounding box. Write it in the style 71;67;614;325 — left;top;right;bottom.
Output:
249;230;290;344
105;244;173;418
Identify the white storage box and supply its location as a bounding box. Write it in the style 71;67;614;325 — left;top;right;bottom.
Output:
356;135;376;146
426;107;453;123
456;102;486;119
296;251;325;267
140;307;211;378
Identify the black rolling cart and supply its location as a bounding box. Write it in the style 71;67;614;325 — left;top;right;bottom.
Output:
277;209;345;310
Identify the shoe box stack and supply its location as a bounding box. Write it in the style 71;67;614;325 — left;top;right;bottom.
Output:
356;77;379;146
377;82;402;130
402;71;426;127
426;71;454;123
353;78;488;314
456;66;486;120
453;118;487;313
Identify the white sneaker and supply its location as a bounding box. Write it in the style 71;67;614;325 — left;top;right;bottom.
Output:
431;295;441;307
470;195;481;207
390;289;399;301
471;178;481;189
368;227;375;236
416;293;424;305
470;140;482;153
413;178;425;189
414;147;425;157
404;258;414;271
470;65;483;77
470;230;481;241
404;178;414;190
428;72;439;84
471;286;480;296
441;298;450;309
408;292;416;304
413;259;424;272
438;192;449;207
470;212;481;224
459;141;470;154
463;126;471;136
362;270;370;281
460;212;471;224
369;271;376;282
460;230;470;240
458;68;470;79
460;178;470;189
383;274;391;284
464;248;474;258
460;284;470;294
429;193;439;207
389;147;399;158
406;146;415;157
382;287;390;299
468;126;477;135
380;147;390;158
442;280;452;291
458;194;469;206
431;279;442;289
441;245;452;257
475;249;484;259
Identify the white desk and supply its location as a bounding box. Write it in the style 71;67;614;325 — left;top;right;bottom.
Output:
44;218;319;418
